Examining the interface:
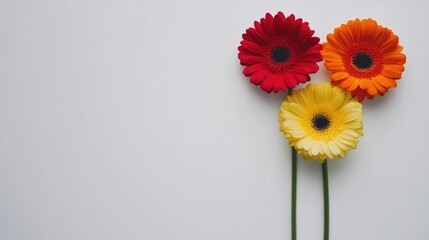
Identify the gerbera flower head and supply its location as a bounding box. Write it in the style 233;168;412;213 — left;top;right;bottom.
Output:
279;83;363;162
321;18;406;101
238;12;322;93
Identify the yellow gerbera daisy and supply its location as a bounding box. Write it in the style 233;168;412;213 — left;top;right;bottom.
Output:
279;83;363;161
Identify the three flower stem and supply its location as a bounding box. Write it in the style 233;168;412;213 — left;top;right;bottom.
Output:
322;160;330;240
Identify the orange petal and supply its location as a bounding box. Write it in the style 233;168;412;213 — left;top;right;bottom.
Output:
359;78;371;89
339;24;355;43
381;65;404;79
392;45;404;53
347;19;361;42
331;72;349;81
361;18;379;42
335;29;352;46
367;82;378;95
380;35;399;53
373;28;392;47
376;75;397;88
326;34;346;53
346;76;360;91
321;51;342;62
323;43;343;55
372;77;388;93
340;77;354;89
325;61;346;71
383;53;406;65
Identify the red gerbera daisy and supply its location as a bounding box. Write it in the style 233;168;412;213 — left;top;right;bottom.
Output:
238;12;323;93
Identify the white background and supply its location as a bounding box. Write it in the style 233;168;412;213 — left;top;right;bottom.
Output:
1;0;428;239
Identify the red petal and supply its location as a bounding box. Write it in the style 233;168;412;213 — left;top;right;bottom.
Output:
272;74;286;92
283;14;296;36
238;53;261;65
273;12;286;35
351;88;367;102
243;64;263;76
299;50;322;62
300;37;321;51
240;40;262;54
261;13;275;37
250;69;268;84
292;18;304;36
253;21;269;40
260;78;273;93
275;11;286;21
296;22;312;42
285;73;308;87
293;62;319;74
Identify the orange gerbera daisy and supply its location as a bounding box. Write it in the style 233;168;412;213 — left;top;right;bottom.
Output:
321;18;406;101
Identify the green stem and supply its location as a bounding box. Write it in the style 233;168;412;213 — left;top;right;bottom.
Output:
291;147;297;240
322;160;330;240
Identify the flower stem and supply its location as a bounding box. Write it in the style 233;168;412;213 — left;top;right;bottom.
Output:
291;147;297;240
322;160;330;240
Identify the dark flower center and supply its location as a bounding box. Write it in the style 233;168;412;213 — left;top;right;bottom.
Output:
271;46;290;63
312;114;330;131
353;53;373;70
